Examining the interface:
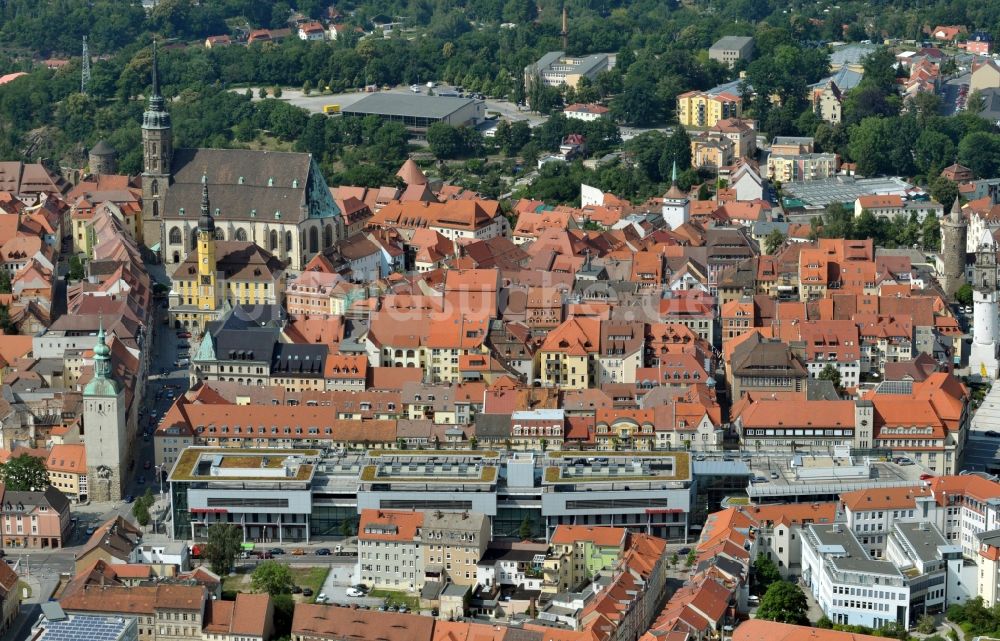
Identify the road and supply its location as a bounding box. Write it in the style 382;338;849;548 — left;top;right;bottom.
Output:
941;71;971;116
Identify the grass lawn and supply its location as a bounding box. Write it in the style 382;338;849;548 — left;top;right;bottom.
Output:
369;588;420;610
221;571;251;598
289;566;329;602
222;565;329;602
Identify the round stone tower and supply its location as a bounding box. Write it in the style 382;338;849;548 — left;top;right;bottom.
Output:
940;196;967;298
88;139;117;176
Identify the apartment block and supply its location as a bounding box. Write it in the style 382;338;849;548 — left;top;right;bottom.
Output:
677;91;742;128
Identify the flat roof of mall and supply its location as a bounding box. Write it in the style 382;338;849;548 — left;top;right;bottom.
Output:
544;451;691;483
781;176;913;207
169;447;318;482
342;93;479;119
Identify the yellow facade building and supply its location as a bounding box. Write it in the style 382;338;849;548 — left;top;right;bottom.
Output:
677;91;742;128
169;181;285;331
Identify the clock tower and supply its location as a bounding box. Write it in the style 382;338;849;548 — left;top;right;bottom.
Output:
196;178;218;316
83;321;127;501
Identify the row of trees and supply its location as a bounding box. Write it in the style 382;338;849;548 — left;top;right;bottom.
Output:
810;203;943;252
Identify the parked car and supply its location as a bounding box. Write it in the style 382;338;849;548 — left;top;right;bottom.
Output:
291;585;303;594
986;430;1000;438
292;548;306;555
316;593;328;604
346;588;364;597
315;547;331;555
303;588;314;597
269;547;285;555
85;526;96;536
677;547;691;555
920;473;935;480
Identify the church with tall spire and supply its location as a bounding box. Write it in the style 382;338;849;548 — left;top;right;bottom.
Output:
141;39;172;251
168;176;286;332
82;320;128;502
137;40;343;269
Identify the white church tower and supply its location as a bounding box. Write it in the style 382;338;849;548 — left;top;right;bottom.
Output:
661;161;690;231
970;229;1000;380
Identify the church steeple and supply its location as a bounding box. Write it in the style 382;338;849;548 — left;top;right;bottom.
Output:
93;317;111;379
198;176;215;233
141;36;173;253
143;39;170;129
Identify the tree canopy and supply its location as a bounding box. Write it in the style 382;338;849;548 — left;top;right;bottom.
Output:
0;454;49;491
756;581;809;624
204;523;243;576
251;560;295;595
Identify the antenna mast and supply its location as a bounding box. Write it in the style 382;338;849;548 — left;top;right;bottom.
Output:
561;5;569;50
81;36;91;94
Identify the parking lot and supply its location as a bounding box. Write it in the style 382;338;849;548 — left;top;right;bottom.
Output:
319;563;385;609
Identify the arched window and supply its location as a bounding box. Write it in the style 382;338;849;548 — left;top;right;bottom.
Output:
270;230;278;251
324;224;334;247
172;251;180;264
235;228;248;242
152;201;159;218
169;227;182;244
285;231;293;252
309;227;319;254
151;179;158;196
214;228;225;241
190;232;198;250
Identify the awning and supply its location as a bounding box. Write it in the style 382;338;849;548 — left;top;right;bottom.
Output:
149;243;161;252
241;542;255;551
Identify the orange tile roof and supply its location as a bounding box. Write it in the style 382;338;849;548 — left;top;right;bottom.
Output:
323;353;367;380
857;194;903;209
293;603;435;641
550;525;627;547
46;443;86;474
930;475;1000;504
358;509;424;542
840;486;930;512
743;502;839;527
734;620;885;641
541;318;601;356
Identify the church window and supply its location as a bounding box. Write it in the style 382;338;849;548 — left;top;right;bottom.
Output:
270;231;279;251
169;227;182;244
153;201;159;218
285;231;293;252
324;224;334;248
151;179;159;196
309;227;319;253
235;228;248;242
214;229;224;241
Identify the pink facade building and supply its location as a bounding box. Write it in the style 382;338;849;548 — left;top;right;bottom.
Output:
1;486;71;549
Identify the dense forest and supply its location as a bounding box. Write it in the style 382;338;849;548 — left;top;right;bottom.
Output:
0;0;998;201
